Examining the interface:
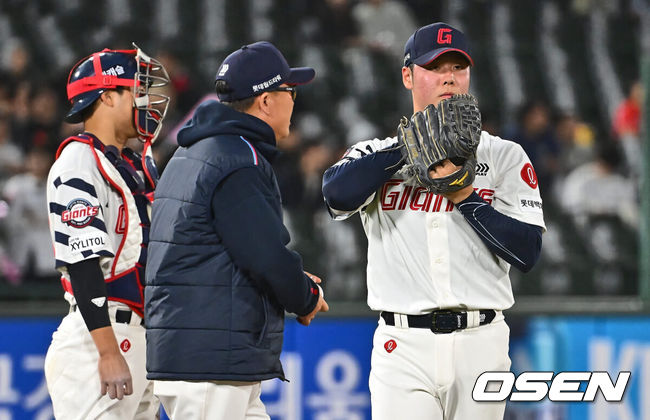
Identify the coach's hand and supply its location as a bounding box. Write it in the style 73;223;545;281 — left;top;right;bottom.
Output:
298;275;329;326
305;271;321;284
298;294;329;326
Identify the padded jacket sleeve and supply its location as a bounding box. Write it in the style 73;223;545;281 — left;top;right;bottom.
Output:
211;167;320;316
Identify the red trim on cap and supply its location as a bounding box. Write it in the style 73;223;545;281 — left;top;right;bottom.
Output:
66;49;139;100
67;75;134;99
423;48;474;66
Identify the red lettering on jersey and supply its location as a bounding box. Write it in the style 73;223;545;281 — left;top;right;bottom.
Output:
431;194;443;212
120;339;131;353
62;205;98;223
423;192;434;211
115;204;126;234
445;199;455;212
477;188;495;205
409;187;432;211
380;179;403;210
398;186;413;210
384;339;397;353
437;28;452;44
520;163;538;189
379;180;458;213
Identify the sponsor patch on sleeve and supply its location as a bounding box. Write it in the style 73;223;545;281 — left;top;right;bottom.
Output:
520;163;539;189
518;195;543;213
68;233;108;255
62;198;99;228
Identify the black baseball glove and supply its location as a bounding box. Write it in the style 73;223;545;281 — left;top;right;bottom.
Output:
397;93;482;194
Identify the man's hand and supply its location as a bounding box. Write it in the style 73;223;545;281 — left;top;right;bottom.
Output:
98;351;133;400
305;271;321;284
429;159;473;203
297;293;329;326
90;326;133;400
298;272;329;326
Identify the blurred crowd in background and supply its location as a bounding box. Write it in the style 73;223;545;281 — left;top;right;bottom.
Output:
0;0;645;301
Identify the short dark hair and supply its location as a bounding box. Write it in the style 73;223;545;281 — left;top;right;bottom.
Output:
215;80;256;112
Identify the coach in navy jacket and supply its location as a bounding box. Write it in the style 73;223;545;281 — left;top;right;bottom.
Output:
145;42;328;419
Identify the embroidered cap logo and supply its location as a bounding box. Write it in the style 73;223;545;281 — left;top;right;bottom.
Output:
437;28;452;44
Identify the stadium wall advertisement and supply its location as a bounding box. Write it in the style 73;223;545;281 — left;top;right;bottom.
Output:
0;316;649;420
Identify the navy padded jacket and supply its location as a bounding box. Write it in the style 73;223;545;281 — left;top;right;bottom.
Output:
145;100;319;381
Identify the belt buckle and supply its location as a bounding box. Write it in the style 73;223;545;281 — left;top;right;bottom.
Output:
431;310;459;334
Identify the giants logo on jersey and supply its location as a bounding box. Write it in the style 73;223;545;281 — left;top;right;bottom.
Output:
380;179;495;212
61;199;99;228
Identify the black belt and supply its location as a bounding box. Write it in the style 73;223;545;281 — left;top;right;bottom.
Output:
71;305;144;326
381;309;496;334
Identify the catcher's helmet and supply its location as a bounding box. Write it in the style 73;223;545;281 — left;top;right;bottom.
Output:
65;43;170;143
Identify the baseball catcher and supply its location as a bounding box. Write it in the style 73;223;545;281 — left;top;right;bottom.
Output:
397;93;482;194
44;45;170;420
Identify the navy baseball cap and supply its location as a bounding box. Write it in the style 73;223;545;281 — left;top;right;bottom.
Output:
403;22;473;68
215;41;315;102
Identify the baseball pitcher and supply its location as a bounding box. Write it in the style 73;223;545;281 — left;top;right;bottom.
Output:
322;22;546;420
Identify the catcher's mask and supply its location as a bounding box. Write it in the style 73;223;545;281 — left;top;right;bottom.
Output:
65;43;170;144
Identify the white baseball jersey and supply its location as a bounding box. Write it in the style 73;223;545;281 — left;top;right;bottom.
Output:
46;137;146;310
44;136;158;419
328;131;546;314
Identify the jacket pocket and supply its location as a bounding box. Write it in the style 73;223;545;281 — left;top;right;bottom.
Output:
256;294;269;347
